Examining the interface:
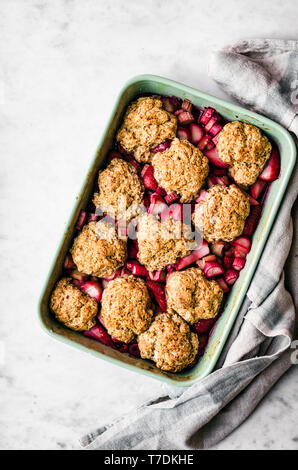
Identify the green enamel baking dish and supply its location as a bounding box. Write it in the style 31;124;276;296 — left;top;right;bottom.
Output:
38;74;296;387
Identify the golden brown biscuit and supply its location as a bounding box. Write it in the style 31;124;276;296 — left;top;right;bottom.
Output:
116;97;177;163
192;184;250;243
100;275;154;343
217;121;271;186
152;138;209;202
93;158;144;220
166;268;223;324
70;221;127;278
137;213;194;272
138;312;199;372
50;278;98;331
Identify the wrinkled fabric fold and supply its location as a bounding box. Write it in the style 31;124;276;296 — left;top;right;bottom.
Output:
81;39;297;450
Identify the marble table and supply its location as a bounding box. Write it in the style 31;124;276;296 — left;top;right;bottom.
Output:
0;0;297;450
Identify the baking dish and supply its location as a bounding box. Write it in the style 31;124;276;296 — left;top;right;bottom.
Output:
38;74;296;387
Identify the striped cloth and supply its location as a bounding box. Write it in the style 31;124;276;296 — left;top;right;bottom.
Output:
81;39;298;450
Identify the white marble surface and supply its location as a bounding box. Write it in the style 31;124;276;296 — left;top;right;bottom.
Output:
0;0;297;450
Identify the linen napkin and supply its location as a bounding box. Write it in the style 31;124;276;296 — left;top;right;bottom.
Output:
81;39;298;450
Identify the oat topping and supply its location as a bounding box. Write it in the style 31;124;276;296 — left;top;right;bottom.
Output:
166;267;223;324
193;184;250;243
116;97;177;163
152;138;209;202
137;213;194;272
138;312;199;372
101;275;154;343
93;158;144;220
50;278;98;331
70;221;127;278
217;121;272;186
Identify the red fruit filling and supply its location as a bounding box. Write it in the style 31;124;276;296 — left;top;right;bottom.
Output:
75;210;87;230
176;241;210;270
243;205;262;237
200;107;215;125
204;147;230;168
194;318;216;334
189;123;204;143
126;261;149;277
259;146;280;181
80;280;103;302
177;127;191;140
217;278;229;293
251;180;267;200
146;280;167;312
152;141;172;154
178;111;195;125
164;191;179;204
84;325;114;347
203;261;224;278
224;269;239;285
142;165;158;190
232;257;246;271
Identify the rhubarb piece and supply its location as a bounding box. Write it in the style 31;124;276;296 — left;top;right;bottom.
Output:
207;174;218;188
142;165;158;190
160;203;183;221
217;277;229;293
146;280;167;311
126;261;149;277
129;342;141;357
211;241;225;257
203;261;224;278
215;175;229;185
162;96;181;113
84;325;114;347
240;188;259;206
152;141;172;154
259;146;280;181
64;254;76;271
223;255;233;269
204;147;230;168
177;127;191;140
212;133;220;146
80;280;103;302
165;191;179;204
200;108;215;125
155;186;167;197
224;269;239;285
128;242;138;260
251;180;267;200
181;99;192;112
103;268;121;282
194;318;215;334
189;123;204;143
75;210;87;230
232;257;246;271
107;150;122;162
231;236;251;253
205;113;220;132
178;111;195;125
143;192;151;210
197;134;211;151
87;213;98;222
213;168;227;176
149;270;166;282
206;141;215;150
233;246;247;259
174;109;184;116
148;193;167;215
195;190;207;203
209;123;223;137
243;205;262;237
176;241;210;270
197;334;208;350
